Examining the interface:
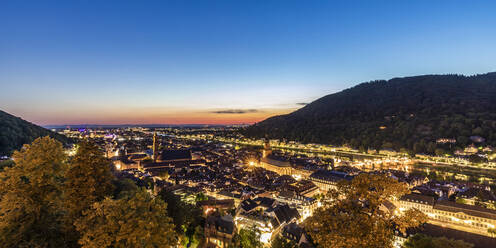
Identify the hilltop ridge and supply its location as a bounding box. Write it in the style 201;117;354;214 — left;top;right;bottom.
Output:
243;73;496;155
0;110;72;156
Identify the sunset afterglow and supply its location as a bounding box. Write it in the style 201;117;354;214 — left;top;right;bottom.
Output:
2;1;496;125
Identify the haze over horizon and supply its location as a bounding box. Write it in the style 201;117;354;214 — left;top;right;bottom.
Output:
2;0;496;125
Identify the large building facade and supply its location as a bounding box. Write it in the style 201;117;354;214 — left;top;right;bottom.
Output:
309;170;353;192
397;194;496;237
255;140;313;179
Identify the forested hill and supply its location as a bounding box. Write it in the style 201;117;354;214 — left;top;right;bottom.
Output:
243;73;496;155
0;110;72;156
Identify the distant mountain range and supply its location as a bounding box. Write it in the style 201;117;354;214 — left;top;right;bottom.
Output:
44;124;243;129
243;72;496;155
0;110;72;156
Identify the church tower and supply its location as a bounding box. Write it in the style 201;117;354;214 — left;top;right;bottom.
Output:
262;139;272;158
152;132;158;162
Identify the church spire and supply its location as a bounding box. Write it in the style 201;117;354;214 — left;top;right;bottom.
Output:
152;132;158;162
263;138;271;158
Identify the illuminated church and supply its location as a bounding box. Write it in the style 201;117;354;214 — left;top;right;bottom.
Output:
114;132;195;171
257;140;312;179
259;140;292;175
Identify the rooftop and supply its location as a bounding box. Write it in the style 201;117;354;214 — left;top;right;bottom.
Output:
434;200;496;220
157;149;192;161
400;193;436;206
309;170;353;182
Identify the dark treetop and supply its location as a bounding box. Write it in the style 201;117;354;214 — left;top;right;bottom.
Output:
243;72;496;155
0;110;72;156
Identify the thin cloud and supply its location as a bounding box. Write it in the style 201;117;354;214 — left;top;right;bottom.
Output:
296;102;308;106
210;109;260;114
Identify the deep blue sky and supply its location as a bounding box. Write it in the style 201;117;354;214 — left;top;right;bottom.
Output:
1;0;495;125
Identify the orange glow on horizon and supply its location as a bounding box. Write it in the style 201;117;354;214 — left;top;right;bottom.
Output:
21;107;297;126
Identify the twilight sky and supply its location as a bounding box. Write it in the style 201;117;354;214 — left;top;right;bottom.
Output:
1;0;496;125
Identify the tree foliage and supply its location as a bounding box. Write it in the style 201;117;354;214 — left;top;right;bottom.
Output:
158;189;204;245
243;73;496;155
0;159;14;171
0;110;72;156
271;235;298;248
395;209;428;234
234;227;263;248
75;188;177;248
195;192;208;202
64;140;116;243
305;174;427;248
64;141;115;216
0;137;180;247
488;227;496;236
403;234;473;248
112;177;140;199
0;137;67;247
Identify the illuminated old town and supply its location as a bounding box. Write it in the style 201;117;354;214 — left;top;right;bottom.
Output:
2;1;496;248
34;125;496;247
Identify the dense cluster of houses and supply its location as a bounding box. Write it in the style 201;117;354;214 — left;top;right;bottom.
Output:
85;128;496;247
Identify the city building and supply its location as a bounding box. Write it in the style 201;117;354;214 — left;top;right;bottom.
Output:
397;193;496;237
309;170;353;192
205;215;236;248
